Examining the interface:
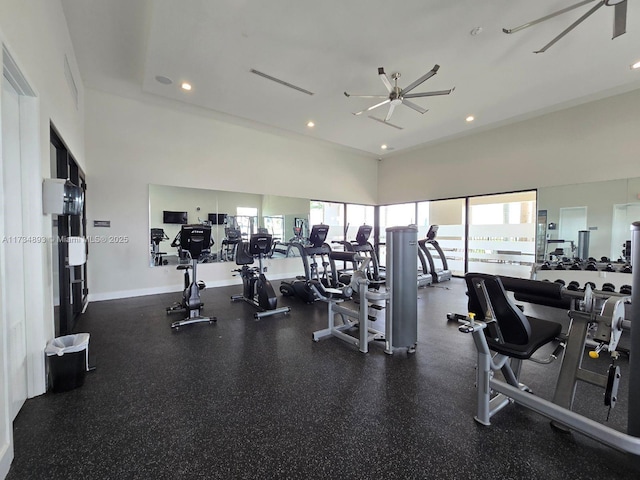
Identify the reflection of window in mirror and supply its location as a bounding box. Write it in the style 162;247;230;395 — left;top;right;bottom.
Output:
235;207;258;237
263;215;284;242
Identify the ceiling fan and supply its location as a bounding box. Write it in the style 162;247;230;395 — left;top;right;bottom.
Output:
344;65;454;128
503;0;628;53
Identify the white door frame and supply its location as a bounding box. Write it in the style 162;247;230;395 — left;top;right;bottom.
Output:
0;41;44;479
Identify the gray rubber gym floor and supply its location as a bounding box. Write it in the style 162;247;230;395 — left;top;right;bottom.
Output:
6;278;640;479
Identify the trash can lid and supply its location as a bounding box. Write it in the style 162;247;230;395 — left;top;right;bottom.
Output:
45;333;90;356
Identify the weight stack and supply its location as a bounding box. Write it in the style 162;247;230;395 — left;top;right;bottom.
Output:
385;226;418;350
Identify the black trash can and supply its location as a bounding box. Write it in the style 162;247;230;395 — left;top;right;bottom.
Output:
45;333;90;392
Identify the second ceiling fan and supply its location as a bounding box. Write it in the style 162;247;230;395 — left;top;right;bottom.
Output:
503;0;628;53
344;64;454;128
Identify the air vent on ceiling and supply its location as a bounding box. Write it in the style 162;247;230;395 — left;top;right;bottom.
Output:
2;44;36;97
64;54;79;109
250;68;314;96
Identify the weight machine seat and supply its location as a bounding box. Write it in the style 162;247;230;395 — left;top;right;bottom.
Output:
465;273;562;360
177;264;192;271
307;279;352;300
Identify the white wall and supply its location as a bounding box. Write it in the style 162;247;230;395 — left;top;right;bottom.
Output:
85;89;377;300
0;0;86;477
378;87;640;204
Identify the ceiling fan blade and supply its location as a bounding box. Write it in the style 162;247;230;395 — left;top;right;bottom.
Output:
344;92;388;99
401;65;440;96
502;0;596;34
612;0;627;39
404;88;455;99
352;99;390;116
378;67;393;93
385;103;396;122
534;0;605;53
402;100;428;115
368;116;404;130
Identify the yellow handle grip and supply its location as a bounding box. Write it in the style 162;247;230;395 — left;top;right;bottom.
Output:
589;350;599;359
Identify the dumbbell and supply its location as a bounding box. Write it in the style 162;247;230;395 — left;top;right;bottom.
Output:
622;264;632;274
555;263;566;270
601;256;610;263
586;262;598;271
570;262;582;270
541;261;551;270
620;285;632;295
554;279;566;286
567;281;580;291
601;283;616;293
584;281;596;291
605;264;615;272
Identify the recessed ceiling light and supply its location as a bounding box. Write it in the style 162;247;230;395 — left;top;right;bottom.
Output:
181;82;192;91
466;115;475;122
381;144;388;150
307;121;315;127
632;61;640;70
155;75;173;85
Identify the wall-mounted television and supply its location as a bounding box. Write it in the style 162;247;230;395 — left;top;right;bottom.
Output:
163;210;188;224
207;213;227;225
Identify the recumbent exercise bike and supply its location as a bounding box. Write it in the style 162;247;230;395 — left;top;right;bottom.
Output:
231;233;291;319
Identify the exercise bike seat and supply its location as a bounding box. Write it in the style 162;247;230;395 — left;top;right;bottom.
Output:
235;242;255;266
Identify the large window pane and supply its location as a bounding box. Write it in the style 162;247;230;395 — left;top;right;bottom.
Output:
467;191;536;278
346;204;374;242
378;203;416;266
425;199;466;277
310;201;345;243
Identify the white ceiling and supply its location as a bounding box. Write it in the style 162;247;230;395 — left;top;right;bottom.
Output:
61;0;640;157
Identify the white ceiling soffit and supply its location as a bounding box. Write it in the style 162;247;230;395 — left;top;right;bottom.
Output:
63;0;640;156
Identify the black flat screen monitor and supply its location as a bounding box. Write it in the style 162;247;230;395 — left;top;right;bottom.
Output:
180;225;212;257
355;225;372;245
309;224;329;248
426;225;439;241
249;233;273;255
163;210;188;225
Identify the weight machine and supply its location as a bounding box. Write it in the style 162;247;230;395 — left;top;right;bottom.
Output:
311;226;418;355
457;244;640;456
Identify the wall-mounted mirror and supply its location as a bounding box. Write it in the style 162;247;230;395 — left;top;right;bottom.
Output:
149;184;310;266
537;177;640;263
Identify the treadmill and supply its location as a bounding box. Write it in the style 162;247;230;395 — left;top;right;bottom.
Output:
417;246;434;287
418;225;452;283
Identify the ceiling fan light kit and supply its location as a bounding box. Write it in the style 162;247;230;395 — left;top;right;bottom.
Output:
502;0;628;53
344;64;454;128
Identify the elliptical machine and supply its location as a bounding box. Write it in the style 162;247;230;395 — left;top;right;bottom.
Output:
231;233;291;319
279;224;340;303
166;224;216;329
